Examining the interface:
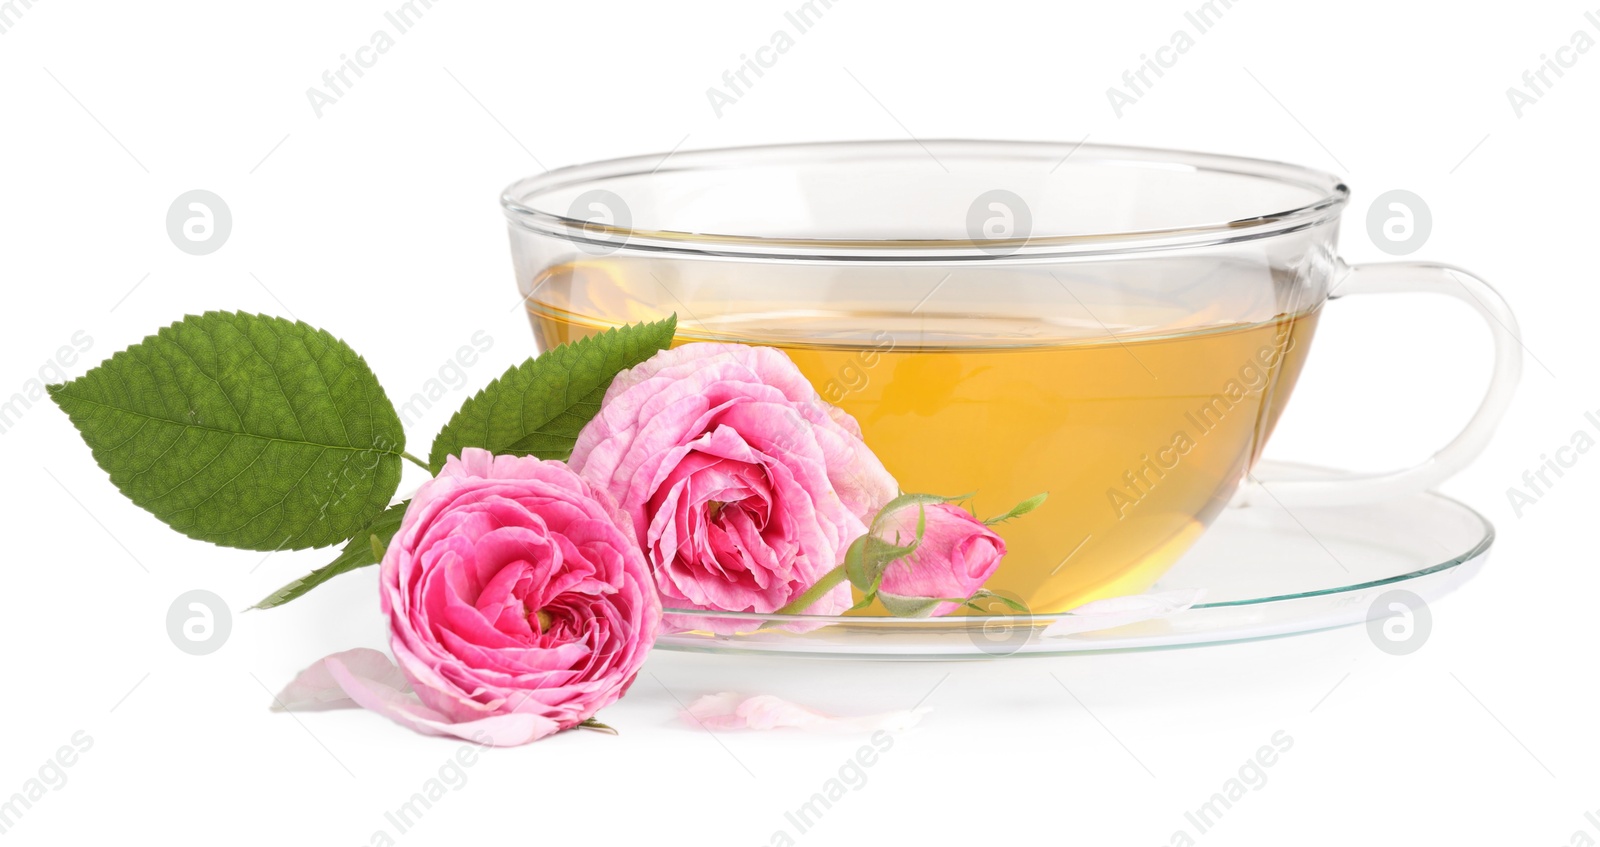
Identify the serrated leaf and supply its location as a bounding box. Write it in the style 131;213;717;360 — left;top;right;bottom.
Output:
984;491;1048;526
428;316;676;470
48;312;405;551
253;500;408;609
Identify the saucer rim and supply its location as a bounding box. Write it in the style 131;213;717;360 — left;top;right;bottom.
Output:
657;488;1493;627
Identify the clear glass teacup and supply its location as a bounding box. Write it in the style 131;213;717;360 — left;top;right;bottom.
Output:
501;141;1519;615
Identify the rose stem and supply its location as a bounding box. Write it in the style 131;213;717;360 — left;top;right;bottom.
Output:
773;565;847;616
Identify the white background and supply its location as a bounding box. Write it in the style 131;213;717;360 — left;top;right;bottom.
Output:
0;0;1594;844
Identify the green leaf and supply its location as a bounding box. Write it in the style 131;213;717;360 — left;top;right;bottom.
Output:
48;312;405;551
984;492;1049;526
876;592;950;618
253;500;408;609
969;589;1030;614
428;316;676;470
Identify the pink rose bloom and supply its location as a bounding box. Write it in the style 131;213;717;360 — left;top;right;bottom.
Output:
380;448;660;739
876;502;1007;617
570;343;897;621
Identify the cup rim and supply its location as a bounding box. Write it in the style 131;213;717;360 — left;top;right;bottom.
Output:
500;139;1350;261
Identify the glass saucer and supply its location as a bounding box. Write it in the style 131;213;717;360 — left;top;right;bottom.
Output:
653;461;1493;660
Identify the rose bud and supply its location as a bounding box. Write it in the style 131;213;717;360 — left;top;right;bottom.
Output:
875;502;1007;617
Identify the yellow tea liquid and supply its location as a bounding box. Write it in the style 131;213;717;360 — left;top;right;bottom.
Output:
526;262;1319;613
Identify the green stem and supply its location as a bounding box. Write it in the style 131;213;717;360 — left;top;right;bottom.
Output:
401;451;430;471
773;564;848;615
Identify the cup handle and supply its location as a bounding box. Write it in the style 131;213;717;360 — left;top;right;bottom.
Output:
1235;261;1522;508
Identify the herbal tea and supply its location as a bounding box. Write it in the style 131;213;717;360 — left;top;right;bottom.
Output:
528;262;1318;613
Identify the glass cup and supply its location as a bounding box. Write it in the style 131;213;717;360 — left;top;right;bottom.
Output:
500;141;1520;615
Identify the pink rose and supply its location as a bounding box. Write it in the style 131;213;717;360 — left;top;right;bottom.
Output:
379;448;660;740
876;503;1006;617
570;343;897;620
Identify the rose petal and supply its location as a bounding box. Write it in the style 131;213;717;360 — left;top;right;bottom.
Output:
681;692;929;733
378;449;659;737
272;648;411;711
273;649;561;747
569;343;896;625
1041;589;1206;637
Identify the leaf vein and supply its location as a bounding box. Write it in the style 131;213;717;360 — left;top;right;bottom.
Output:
55;394;401;455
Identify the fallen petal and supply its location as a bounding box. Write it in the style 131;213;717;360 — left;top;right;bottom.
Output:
683;692;928;732
323;655;559;746
272;648;410;711
272;649;561;747
1041;589;1206;637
